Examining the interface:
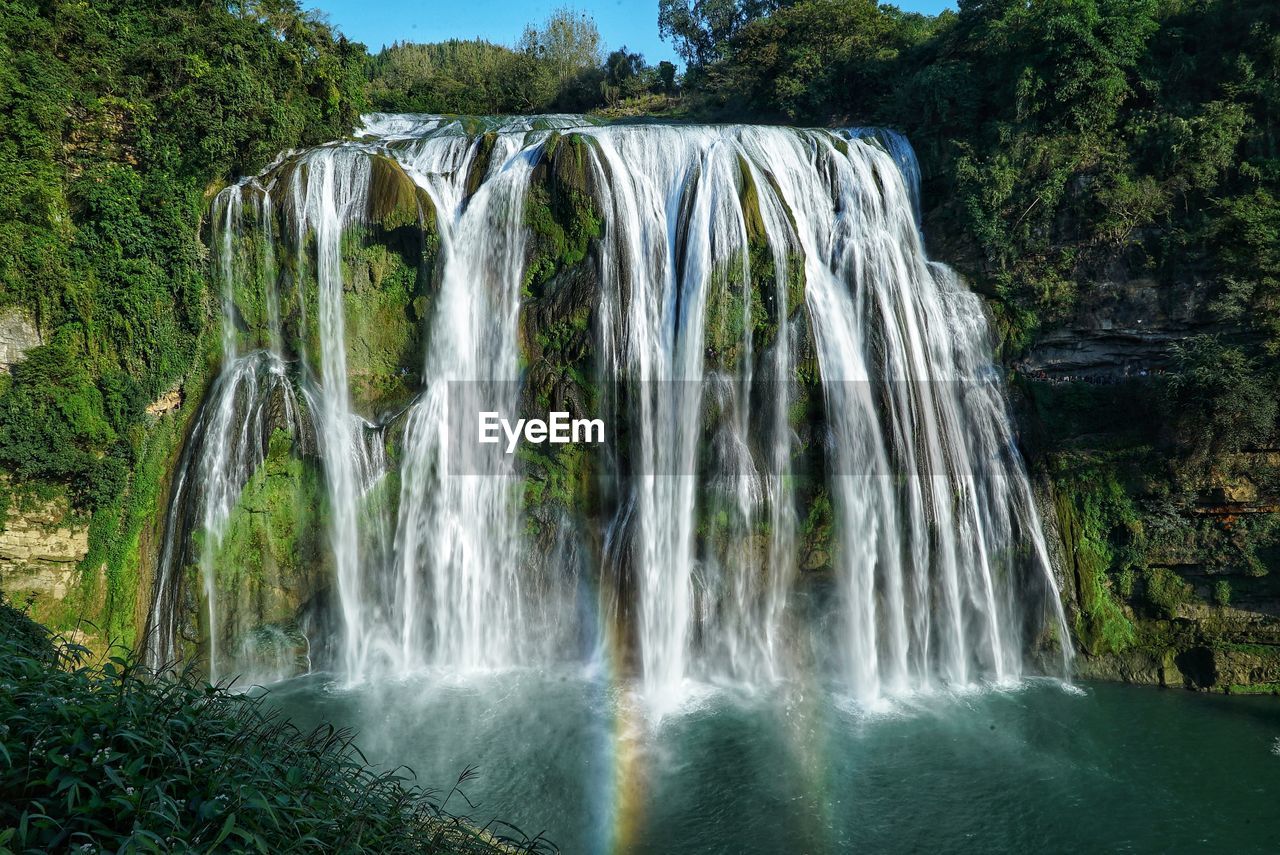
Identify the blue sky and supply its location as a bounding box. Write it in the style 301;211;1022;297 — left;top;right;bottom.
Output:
304;0;958;67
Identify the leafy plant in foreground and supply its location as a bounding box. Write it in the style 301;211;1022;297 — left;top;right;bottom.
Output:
0;594;555;854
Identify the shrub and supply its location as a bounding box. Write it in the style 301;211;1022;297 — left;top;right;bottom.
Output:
1166;335;1278;455
0;594;554;854
1142;566;1193;617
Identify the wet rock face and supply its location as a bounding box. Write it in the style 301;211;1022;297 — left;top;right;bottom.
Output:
1011;263;1280;694
1035;437;1280;694
0;308;41;373
202;428;329;682
1015;276;1218;381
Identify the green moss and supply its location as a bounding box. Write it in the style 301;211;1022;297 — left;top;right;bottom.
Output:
738;155;768;246
1142;566;1193;617
799;489;834;571
202;428;326;654
1226;682;1280;695
465;132;499;199
368;154;436;232
274;153;437;414
212;428;321;589
703;256;764;370
62;390;196;651
1052;456;1138;655
361;468;401;530
533;303;592;363
700;160;806;370
223;196;269;348
523;133;603;297
341;241;422;414
519;442;595;539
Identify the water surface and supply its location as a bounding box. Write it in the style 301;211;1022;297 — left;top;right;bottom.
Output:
261;674;1280;853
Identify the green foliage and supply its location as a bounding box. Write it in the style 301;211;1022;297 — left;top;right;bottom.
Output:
210;429;322;607
1142;565;1193;617
1214;578;1232;607
0;595;550;853
0;0;366;513
1167;335;1278;455
366;39;529;114
798;489;833;571
0;335;119;507
1209;188;1280;348
340;229;430;415
0;592;56;662
523;134;603;296
680;0;1280;358
1052;455;1139;655
520;443;590;518
600;46;677;104
0;0;366;647
658;0;785;68
367;7;650;115
700;0;931;122
1014;0;1158;132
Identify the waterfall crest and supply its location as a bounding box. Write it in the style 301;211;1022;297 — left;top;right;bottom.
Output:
145;116;1071;704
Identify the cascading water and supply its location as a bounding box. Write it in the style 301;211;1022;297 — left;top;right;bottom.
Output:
392;132;539;673
146;115;1071;705
144;182;305;683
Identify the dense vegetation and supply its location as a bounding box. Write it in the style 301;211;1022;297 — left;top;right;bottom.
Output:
668;0;1278;355
0;0;367;640
366;8;678;116
6;0;1275;847
0;0;1277;715
0;594;551;852
0;0;366;500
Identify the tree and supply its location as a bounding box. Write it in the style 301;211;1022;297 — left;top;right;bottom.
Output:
604;46;650;103
701;0;918;121
657;0;784;68
657;61;679;95
366;39;522;113
1015;0;1159;131
519;7;603;89
1167;336;1277;455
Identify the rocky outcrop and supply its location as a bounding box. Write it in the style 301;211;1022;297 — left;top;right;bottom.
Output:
0;308;41;372
0;487;93;633
1014;276;1220;380
146;386;184;417
1013;269;1280;694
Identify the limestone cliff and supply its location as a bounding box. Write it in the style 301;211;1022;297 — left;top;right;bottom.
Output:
1008;272;1280;694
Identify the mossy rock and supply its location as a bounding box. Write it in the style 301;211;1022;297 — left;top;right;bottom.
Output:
1051;462;1137;656
524;133;604;298
464;132;499;200
701;157;807;372
204;428;328;666
340;241;423;417
368;154;436;233
799;490;834;573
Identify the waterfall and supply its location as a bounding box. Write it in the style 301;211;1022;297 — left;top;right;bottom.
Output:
144;181;303;682
393;132;537;673
146;116;1071;702
286;147;388;678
